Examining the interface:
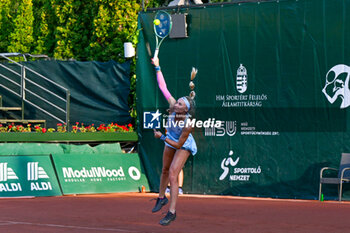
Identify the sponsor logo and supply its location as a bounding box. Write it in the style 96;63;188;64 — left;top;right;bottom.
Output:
143;110;223;130
143;110;161;129
219;150;262;182
219;151;239;180
27;162;49;181
128;166;141;181
205;121;237;137
0;163;18;182
0;183;22;192
236;64;248;94
163;117;222;129
30;182;52;191
215;64;269;107
27;162;52;191
62;166;143;183
205;121;279;137
0;163;21;192
323;64;350;109
62;167;125;179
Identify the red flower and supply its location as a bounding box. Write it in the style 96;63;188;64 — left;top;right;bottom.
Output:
128;123;132;127
9;125;12;129
42;128;47;133
75;122;79;125
57;123;62;126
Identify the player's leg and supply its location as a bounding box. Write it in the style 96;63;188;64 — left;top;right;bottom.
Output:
159;146;176;198
168;149;190;212
152;146;176;213
159;149;190;225
166;168;184;194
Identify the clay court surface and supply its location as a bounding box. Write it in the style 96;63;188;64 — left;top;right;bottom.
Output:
0;193;349;233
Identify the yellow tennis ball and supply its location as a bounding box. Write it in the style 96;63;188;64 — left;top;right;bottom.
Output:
154;19;160;25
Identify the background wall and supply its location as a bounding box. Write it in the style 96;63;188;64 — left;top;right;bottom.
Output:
137;0;350;199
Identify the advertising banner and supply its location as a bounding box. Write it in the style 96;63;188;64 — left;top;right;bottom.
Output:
0;155;62;197
52;153;150;194
137;0;350;199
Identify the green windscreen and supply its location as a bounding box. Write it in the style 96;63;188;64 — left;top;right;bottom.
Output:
137;0;350;199
0;60;131;127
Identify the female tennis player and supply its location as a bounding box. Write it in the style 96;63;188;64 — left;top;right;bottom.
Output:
151;57;197;226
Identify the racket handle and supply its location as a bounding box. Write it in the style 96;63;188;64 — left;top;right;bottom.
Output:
153;49;159;60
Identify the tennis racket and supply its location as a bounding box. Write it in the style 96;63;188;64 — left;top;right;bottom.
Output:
153;11;172;59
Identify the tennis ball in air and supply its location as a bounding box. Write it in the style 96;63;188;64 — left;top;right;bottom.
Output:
154;19;160;25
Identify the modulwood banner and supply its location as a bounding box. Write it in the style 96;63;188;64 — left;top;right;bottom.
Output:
52;153;150;194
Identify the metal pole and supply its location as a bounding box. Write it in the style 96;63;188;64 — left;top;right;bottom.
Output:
22;54;27;120
66;91;70;132
21;66;25;120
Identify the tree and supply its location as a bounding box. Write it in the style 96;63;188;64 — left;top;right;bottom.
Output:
0;0;13;52
52;0;97;60
7;0;34;54
88;0;140;62
33;0;57;56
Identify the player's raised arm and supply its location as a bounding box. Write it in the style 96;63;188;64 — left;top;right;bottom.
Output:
151;57;176;107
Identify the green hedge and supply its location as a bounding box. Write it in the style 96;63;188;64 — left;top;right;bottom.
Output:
0;0;143;61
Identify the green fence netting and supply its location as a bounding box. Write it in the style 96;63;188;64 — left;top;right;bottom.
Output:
0;60;131;127
137;0;350;199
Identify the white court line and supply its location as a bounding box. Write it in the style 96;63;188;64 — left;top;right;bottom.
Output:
0;221;140;232
0;196;35;199
0;222;17;226
137;192;350;205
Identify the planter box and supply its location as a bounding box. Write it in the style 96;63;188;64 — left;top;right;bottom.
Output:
0;132;138;142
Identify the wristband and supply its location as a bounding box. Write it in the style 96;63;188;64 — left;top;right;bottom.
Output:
155;66;161;72
160;135;166;141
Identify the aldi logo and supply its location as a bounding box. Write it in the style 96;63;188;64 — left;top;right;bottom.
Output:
27;162;49;181
0;163;19;181
0;156;61;197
